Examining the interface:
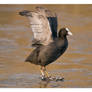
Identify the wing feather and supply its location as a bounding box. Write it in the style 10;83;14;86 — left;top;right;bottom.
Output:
28;11;52;45
36;7;58;39
19;7;57;46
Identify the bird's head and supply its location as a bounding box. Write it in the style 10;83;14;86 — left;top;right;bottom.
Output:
58;27;72;38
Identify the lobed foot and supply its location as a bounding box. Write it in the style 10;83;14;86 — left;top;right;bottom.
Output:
48;76;64;81
41;76;64;81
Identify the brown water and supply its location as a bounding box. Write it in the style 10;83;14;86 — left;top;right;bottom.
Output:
0;4;92;88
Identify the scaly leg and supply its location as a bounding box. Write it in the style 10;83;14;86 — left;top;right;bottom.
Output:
40;66;51;78
40;66;45;79
44;67;51;78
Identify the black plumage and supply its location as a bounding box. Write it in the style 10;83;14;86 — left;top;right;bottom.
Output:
25;28;68;66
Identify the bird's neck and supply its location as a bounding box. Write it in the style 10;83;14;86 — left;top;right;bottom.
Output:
58;36;67;41
59;35;67;39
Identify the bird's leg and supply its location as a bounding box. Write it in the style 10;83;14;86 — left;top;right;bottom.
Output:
40;66;46;79
40;66;53;80
40;66;51;80
44;67;50;78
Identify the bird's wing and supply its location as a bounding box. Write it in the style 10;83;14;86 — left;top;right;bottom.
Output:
36;7;58;40
19;9;53;46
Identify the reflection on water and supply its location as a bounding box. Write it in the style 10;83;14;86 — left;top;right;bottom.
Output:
0;5;92;88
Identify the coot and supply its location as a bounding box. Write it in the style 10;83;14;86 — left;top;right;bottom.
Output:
19;7;72;80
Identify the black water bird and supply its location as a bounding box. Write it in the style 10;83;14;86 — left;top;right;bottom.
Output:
19;7;72;80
